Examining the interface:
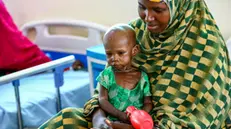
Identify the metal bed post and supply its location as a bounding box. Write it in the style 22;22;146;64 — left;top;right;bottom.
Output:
0;55;75;128
12;80;23;129
53;66;65;112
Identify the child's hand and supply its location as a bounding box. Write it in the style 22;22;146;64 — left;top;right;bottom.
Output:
118;112;130;123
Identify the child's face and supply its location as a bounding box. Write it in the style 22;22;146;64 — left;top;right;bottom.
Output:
104;33;137;71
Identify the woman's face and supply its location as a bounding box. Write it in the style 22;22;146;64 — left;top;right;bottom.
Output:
138;0;170;33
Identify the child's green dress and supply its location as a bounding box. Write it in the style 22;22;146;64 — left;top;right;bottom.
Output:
96;66;151;121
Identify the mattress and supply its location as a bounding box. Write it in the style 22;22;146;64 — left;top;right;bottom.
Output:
0;70;91;129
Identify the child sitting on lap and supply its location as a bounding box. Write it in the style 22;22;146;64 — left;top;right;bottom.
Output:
95;24;153;128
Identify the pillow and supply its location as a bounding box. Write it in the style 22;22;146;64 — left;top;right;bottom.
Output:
0;1;51;73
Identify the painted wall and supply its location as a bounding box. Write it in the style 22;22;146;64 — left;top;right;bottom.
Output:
3;0;231;40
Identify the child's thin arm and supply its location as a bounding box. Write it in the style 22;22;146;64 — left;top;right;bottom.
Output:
99;85;128;122
142;96;153;113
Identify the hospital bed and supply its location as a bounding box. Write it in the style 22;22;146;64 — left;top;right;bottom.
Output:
0;20;108;129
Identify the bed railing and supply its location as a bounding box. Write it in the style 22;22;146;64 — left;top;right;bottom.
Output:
0;55;75;129
21;19;108;55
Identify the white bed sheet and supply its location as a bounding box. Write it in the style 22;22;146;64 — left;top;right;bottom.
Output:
0;70;91;129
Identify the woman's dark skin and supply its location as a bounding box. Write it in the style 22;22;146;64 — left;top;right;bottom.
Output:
92;0;170;128
92;109;134;129
138;0;170;33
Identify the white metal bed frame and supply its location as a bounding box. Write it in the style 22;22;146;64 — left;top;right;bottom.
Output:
0;19;108;129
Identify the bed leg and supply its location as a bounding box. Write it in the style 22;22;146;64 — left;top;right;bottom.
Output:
13;80;24;129
53;67;64;112
56;87;61;112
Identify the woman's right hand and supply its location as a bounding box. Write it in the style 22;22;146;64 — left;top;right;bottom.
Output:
92;108;112;129
117;112;129;123
105;119;134;129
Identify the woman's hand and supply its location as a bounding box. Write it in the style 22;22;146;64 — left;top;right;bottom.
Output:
91;118;133;129
117;112;130;123
105;119;134;129
92;108;112;129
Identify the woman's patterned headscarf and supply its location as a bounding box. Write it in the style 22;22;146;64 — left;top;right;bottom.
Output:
130;0;231;128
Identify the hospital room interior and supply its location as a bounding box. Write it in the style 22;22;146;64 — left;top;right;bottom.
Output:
0;0;231;129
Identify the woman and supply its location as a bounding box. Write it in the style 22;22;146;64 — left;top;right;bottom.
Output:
39;0;231;128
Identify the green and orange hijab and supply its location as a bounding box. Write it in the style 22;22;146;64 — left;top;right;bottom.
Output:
129;0;231;128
